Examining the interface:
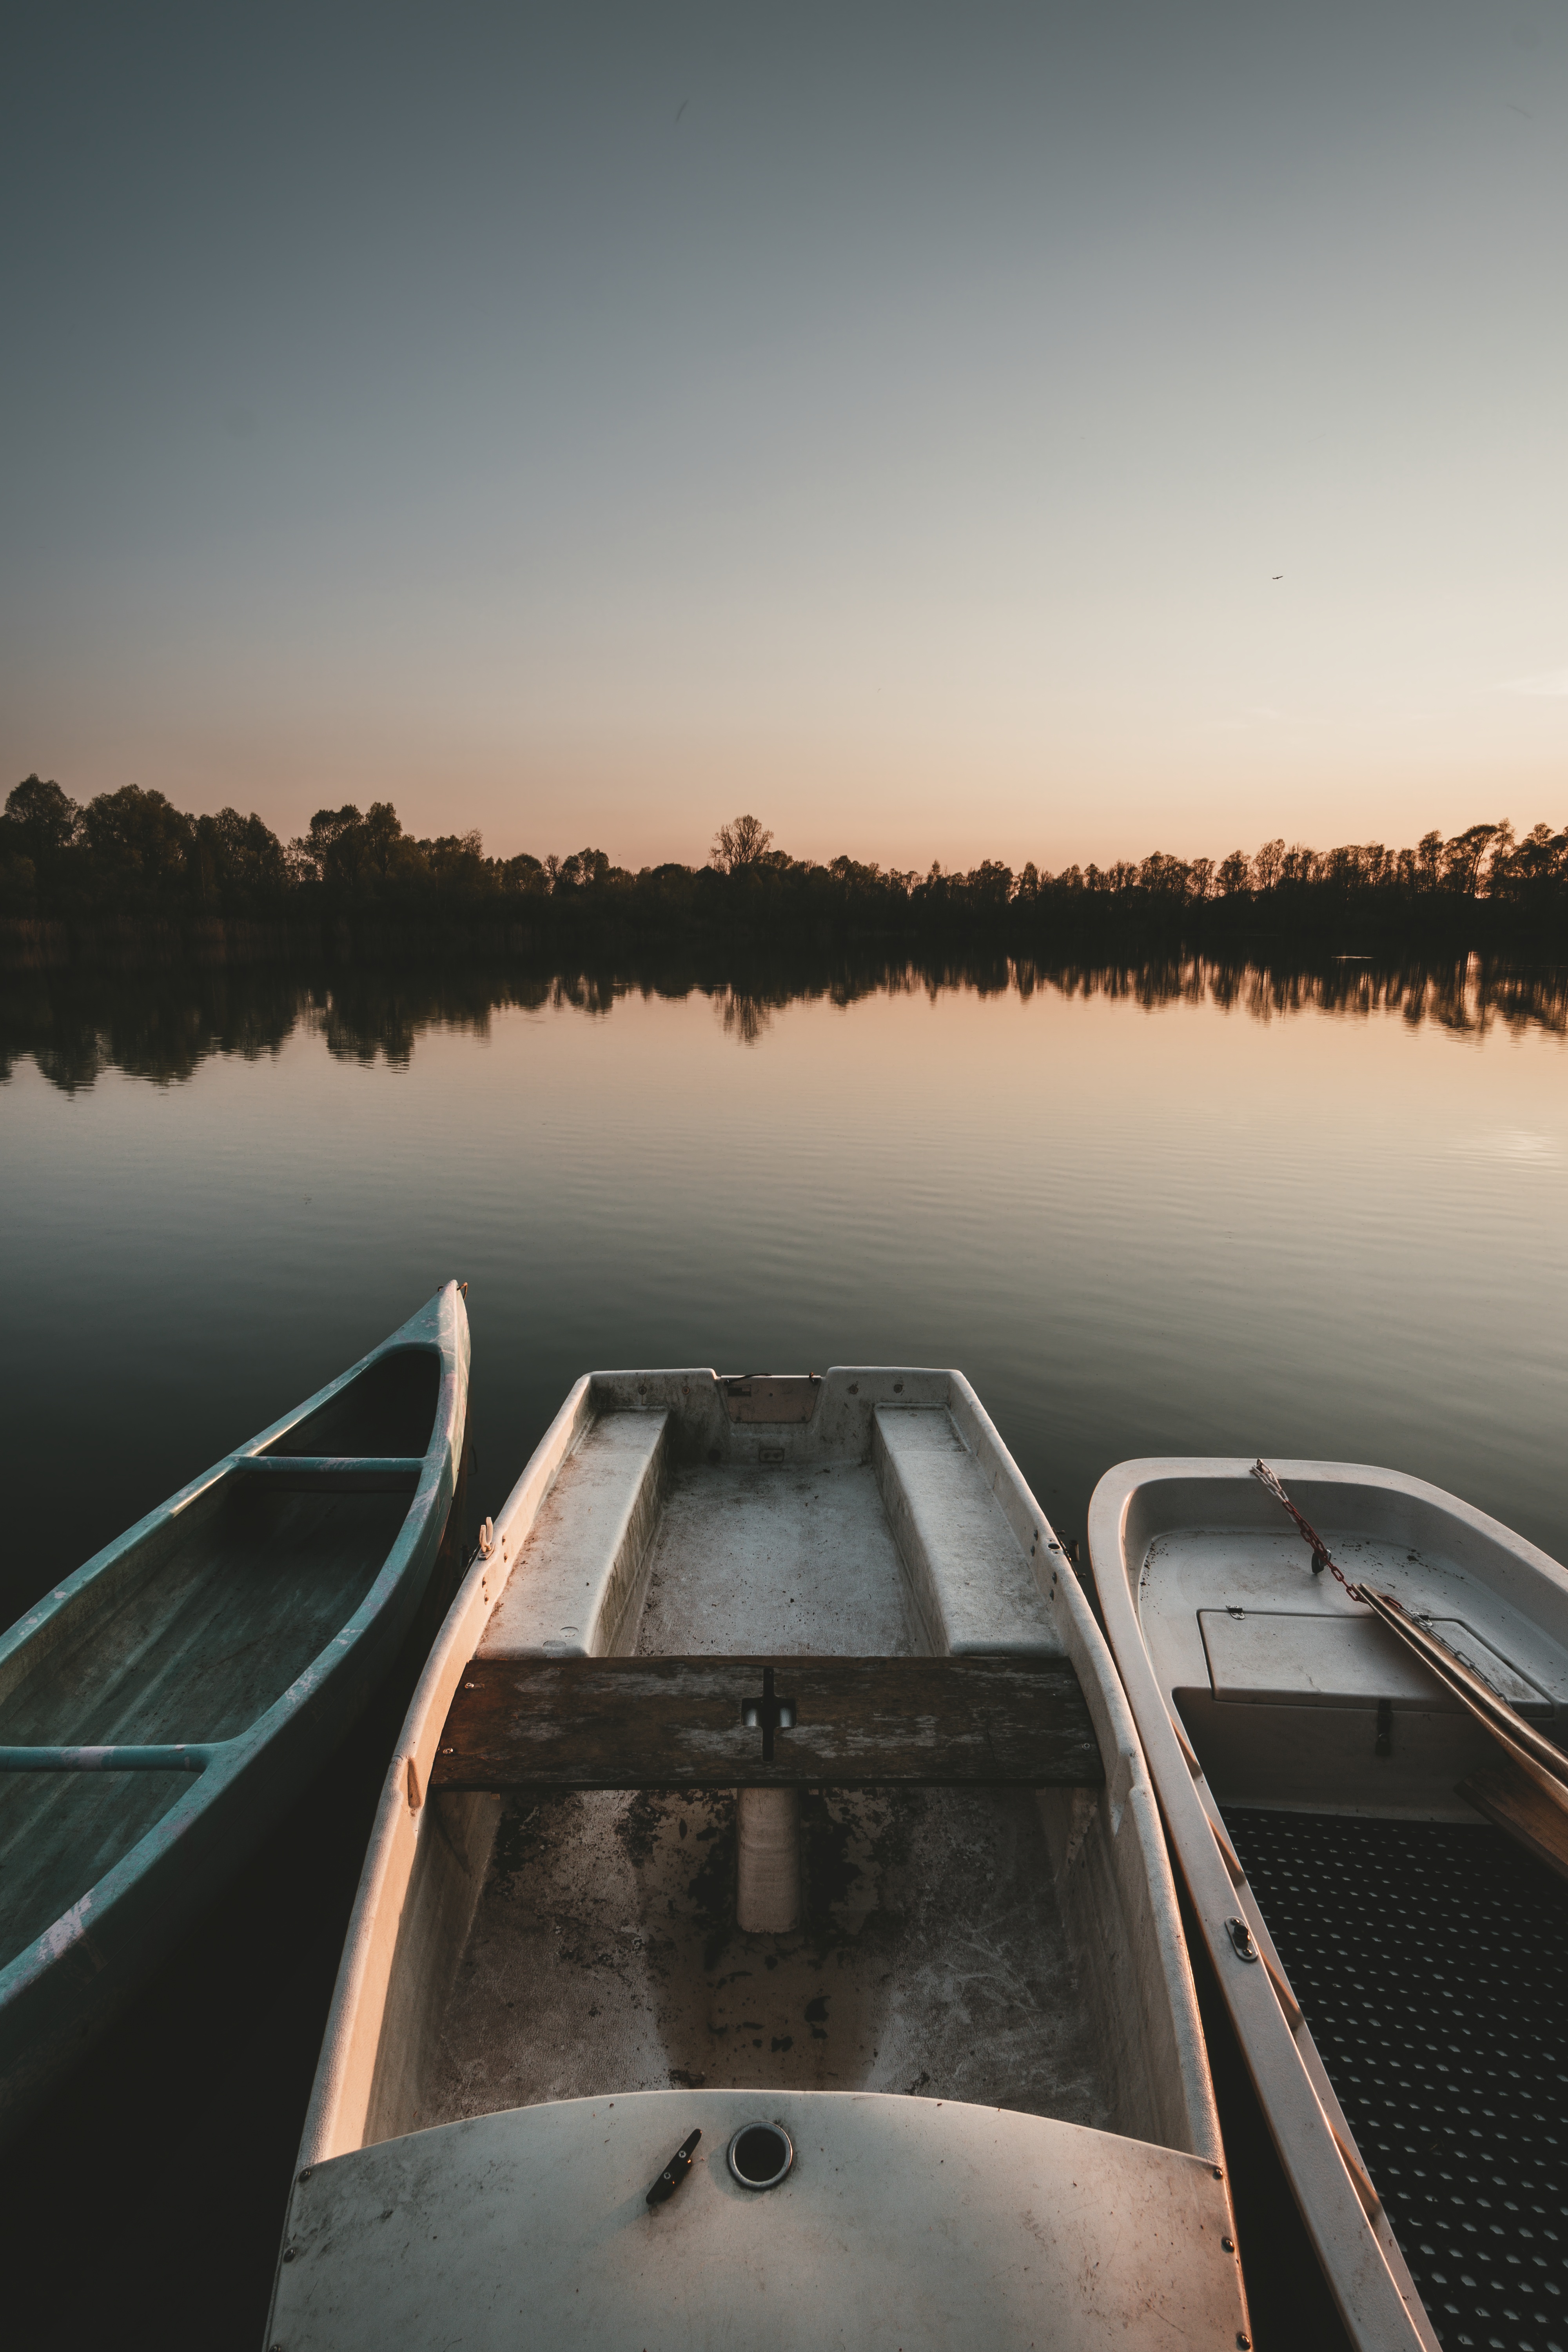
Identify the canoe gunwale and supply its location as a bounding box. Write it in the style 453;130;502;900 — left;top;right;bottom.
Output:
0;1282;472;2144
1085;1455;1526;2352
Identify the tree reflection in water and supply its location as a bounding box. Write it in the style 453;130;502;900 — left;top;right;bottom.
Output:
2;950;1564;1093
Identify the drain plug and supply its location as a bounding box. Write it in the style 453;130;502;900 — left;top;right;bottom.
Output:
727;2121;794;2191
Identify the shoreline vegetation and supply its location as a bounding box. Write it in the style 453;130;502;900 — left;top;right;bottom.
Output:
2;779;1565;971
4;951;1564;1094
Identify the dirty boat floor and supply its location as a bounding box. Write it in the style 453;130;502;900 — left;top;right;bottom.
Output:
633;1463;920;1656
418;1781;1108;2131
1224;1808;1568;2352
416;1421;1110;2137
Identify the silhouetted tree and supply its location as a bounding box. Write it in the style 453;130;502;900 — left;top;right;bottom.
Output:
82;784;193;893
292;805;367;888
191;809;289;907
710;814;773;871
557;848;610;889
1252;837;1286;892
1442;822;1504;899
3;775;81;863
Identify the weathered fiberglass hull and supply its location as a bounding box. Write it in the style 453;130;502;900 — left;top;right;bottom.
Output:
0;1282;470;2148
267;1368;1249;2352
1090;1456;1568;2352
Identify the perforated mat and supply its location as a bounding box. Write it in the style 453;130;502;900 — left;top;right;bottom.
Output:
1223;1809;1567;2352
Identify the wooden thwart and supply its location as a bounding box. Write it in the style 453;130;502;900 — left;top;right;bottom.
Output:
429;1655;1102;1792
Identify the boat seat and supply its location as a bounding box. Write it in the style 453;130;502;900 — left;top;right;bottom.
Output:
271;2091;1243;2351
479;1412;669;1659
873;1408;1064;1657
431;1653;1102;1792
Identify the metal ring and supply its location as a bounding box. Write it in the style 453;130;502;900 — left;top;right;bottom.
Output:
726;2120;794;2191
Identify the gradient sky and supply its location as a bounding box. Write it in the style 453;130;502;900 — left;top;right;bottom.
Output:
3;3;1564;870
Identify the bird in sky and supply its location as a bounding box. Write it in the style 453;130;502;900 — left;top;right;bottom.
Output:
1272;574;1283;581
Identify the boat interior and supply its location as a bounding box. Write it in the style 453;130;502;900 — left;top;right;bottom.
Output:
265;1347;439;1462
0;1344;441;1976
1121;1463;1568;2352
341;1371;1211;2169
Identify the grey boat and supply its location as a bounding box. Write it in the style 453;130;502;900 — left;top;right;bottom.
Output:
1091;1454;1568;2352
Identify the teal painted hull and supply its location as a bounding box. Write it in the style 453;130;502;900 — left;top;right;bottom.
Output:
0;1283;470;2145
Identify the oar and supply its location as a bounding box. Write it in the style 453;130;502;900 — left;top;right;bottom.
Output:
1251;1460;1568;1882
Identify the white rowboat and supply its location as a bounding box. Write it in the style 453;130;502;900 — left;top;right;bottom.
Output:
268;1369;1250;2351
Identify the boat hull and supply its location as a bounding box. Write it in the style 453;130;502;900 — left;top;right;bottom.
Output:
0;1283;470;2145
1090;1455;1568;2352
270;1367;1247;2350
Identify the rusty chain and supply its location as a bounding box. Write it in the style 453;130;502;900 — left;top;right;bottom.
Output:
1251;1459;1363;1597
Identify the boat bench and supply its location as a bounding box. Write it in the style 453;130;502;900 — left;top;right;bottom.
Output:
479;1412;670;1659
451;1401;1086;1791
872;1408;1063;1656
475;1404;1065;1663
430;1655;1102;1792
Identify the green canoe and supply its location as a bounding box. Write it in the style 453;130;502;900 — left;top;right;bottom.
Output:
0;1281;470;2146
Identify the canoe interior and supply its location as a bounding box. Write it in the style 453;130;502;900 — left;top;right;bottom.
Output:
0;1479;412;1975
0;1482;414;1748
0;1345;443;1978
354;1378;1197;2164
262;1348;439;1460
1125;1465;1568;2352
0;1771;195;1973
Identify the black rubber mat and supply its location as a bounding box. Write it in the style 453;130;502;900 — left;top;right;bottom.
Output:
1223;1809;1568;2352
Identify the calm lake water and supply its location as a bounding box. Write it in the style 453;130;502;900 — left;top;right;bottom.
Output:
3;948;1566;2343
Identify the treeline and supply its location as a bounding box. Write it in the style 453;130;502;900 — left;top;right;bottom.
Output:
3;777;1565;953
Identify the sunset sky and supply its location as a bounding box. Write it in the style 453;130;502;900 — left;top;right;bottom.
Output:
3;3;1564;871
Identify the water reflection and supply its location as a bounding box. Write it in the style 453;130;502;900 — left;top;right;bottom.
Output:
2;949;1563;1092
